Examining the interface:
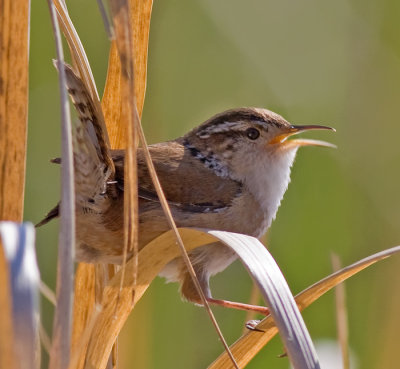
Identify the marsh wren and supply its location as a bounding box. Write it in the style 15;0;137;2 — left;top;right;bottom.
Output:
38;65;335;313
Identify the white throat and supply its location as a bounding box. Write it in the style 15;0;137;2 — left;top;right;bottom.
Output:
244;149;298;235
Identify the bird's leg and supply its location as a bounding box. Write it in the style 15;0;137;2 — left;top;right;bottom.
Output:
206;297;270;316
181;269;270;315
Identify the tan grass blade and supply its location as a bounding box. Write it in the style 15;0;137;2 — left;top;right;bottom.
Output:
108;0;139;292
0;222;40;369
0;0;30;221
102;0;153;148
105;16;139;369
208;245;400;369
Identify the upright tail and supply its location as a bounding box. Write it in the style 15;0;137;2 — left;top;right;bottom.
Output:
37;63;117;226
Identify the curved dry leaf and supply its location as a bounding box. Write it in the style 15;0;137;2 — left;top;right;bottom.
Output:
80;228;319;369
0;222;39;369
53;0;100;102
208;231;320;369
209;245;400;369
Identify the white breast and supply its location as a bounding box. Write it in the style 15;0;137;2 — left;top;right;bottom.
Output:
244;149;298;235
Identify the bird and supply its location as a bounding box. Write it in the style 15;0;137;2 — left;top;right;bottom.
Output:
38;64;335;314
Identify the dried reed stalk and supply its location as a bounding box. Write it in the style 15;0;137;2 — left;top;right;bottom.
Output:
108;0;139;298
0;0;30;366
0;0;30;221
102;0;153;147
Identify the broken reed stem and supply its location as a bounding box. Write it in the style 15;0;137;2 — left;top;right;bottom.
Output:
47;1;75;369
331;253;350;369
39;280;57;306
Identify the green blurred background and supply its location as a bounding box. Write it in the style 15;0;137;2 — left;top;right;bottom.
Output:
25;0;400;368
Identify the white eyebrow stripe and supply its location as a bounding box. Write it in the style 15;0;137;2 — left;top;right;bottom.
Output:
197;121;242;138
196;119;271;139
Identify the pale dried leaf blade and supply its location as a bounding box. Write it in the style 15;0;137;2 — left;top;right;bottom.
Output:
101;43;123;148
52;0;100;102
209;245;400;369
208;231;320;369
47;2;76;368
0;222;40;369
0;0;30;221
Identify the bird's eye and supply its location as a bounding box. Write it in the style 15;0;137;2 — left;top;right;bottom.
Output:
246;127;260;140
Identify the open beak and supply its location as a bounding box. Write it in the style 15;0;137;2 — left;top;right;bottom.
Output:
269;124;336;149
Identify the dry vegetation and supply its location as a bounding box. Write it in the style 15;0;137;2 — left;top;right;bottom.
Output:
1;1;400;369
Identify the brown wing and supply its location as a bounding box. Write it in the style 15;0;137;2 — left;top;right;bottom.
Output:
37;64;116;227
111;140;242;212
63;64;116;212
